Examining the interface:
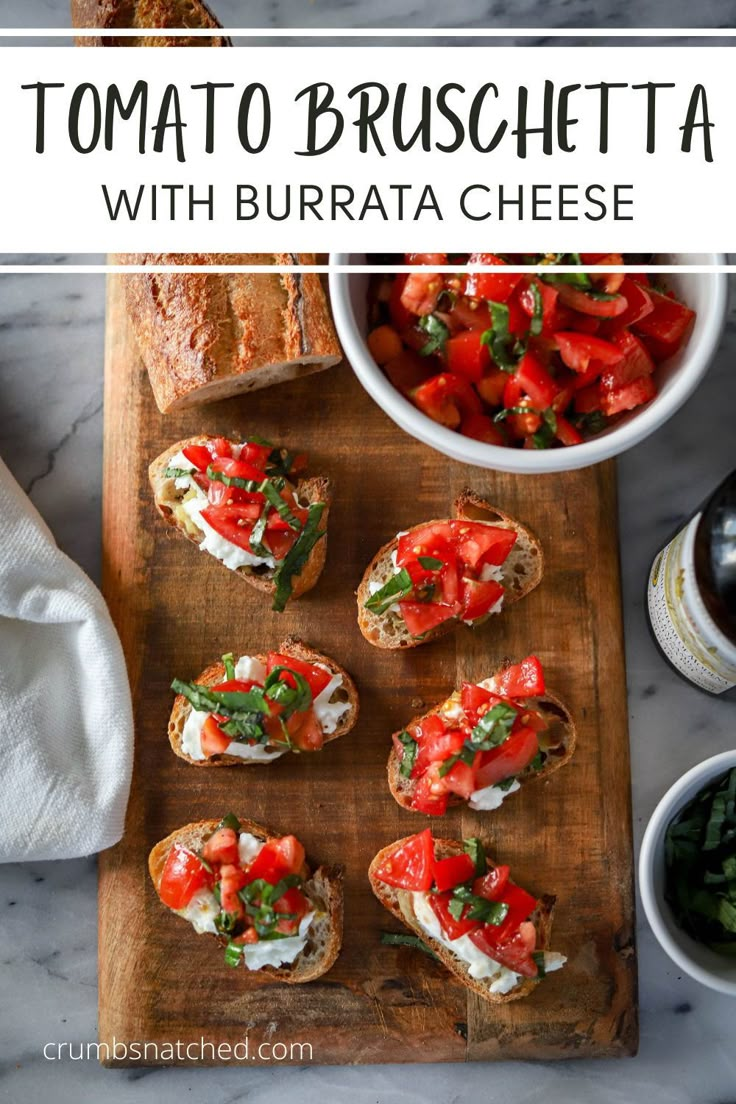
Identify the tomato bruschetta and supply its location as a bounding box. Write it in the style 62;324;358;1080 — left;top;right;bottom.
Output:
370;830;565;1003
388;656;575;816
149;814;342;980
149;434;330;611
357;489;542;648
169;638;358;765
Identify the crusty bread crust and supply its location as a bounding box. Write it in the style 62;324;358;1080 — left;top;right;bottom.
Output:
169;635;360;766
387;662;576;813
149;817;343;983
118;254;341;413
71;0;231;47
149;435;330;604
357;489;543;649
369;835;556;1004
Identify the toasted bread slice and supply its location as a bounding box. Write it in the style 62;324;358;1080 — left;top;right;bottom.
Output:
387;663;576;813
72;0;231;47
357;489;542;649
149;435;330;605
369;835;557;1004
149;817;343;983
169;636;359;766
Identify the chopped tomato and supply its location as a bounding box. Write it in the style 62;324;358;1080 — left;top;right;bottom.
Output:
518;277;559;331
449;520;517;568
396;523;453;570
428;891;479;939
239;441;272;469
200;715;232;757
219;863;247;918
244;836;305;885
460;577;504;621
600;374;656;416
461;413;506;445
265;529;297;560
202;827;240;866
412;373;482;429
465;255;523;303
474;727;540;788
433;852;477;892
384;349;433;395
633;287;696;359
556;284;629;318
389;275;414;331
476;367;509;407
473;865;511;901
411;770;450;816
368;324;404;366
208;456;267;484
494;885;539;937
288;708;324;752
486;656;546;698
182;444;215;472
159;843;213;910
460;681;498;723
274;886;310;933
446;329;491;383
470;919;538;977
554;332;624;374
400;271;444;317
600;329;655;390
399;600;457;637
266;653;332;698
200;504;259;550
412;716;465;777
434;757;478;799
607;278;654;329
373;829;435;891
554;415;583;447
514;350;559;408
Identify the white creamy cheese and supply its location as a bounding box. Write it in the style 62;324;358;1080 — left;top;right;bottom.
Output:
411;891;522;993
312;665;350;733
242;911;315;971
167;449;197;489
179;483;277;572
238;831;264;865
468;779;521;812
177;887;220;935
479;562;505;584
180;705;287;763
234;655;268;683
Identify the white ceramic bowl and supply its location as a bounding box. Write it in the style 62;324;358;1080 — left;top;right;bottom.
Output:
639;750;736;996
329;253;728;474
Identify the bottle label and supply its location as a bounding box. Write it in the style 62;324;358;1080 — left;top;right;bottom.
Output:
648;514;736;694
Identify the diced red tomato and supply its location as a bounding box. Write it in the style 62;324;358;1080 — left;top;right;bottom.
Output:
266;653;332;698
159;843;213;910
384;349;433;395
473;865;511;901
428;891;479;939
574;382;602;414
182;444;215;472
518;278;559;332
219;863;247;918
474;726;540;788
607;278;654;329
373;829;436;891
476;368;508;407
287;708;324;752
460;681;498;723
465;255;523;303
470;919;538;977
514;350;559;408
600;329;655;390
433;757;479;799
600;374;656;416
389;275;414;330
265;529;297;560
412;373;482;429
495;885;541;936
449;520;517;568
554;415;583;447
411;770;450;816
244;836;305;886
399;600;457;637
461;413;506;445
200;715;232;757
554;332;624;374
401;271;444;317
274;886;310;934
446;329;491;383
238;441;272;469
200;504;259;550
460;577;504;621
433;852;477;892
486;656;546;698
209;456;267;484
633;286;696;360
202;826;240;866
556;284;629;318
412;716;465;777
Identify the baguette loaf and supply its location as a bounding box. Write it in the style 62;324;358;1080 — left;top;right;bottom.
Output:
149;817;343;983
357;489;543;649
119;254;341;413
387;662;576;813
369;835;557;1004
169;636;359;766
149;435;330;605
71;0;230;47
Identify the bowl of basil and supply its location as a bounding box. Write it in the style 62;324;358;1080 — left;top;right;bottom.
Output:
640;750;736;995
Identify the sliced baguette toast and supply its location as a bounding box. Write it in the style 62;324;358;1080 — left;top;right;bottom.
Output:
369;835;556;1004
169;636;359;766
71;0;231;47
149;435;330;605
388;662;576;812
357;489;542;649
149;817;343;983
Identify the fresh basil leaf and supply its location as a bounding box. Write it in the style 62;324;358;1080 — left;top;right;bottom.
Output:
528;281;544;336
528;750;545;772
215;909;241;935
418;555;444;571
481;301;519;371
397;730;418;778
164;465;194;479
572;410;608;436
532;950;547;978
380;931;439;960
418;313;450;356
272;502;327;613
493;405;539;423
364;568;414;615
248;505;271;558
171;678;269;744
463;837;486;876
540;269;592;288
216;813;241;834
261;478;302;531
496;776;517;792
469;703;517;750
206;465;262;493
224;941;244;967
448;896;466;921
264;666;313;716
222;653;236;681
466;898;509;925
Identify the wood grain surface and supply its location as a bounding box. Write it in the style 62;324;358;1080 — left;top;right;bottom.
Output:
99;274;638;1066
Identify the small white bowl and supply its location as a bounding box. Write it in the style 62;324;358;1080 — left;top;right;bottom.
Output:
639;750;736;996
329;254;728;474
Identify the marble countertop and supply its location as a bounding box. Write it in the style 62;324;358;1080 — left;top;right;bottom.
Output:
2;3;736;1102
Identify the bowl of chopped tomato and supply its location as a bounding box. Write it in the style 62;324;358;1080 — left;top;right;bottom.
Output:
329;253;727;473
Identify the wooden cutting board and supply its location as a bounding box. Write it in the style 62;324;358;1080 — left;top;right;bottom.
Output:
99;275;638;1066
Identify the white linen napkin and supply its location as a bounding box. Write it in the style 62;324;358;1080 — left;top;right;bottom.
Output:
0;456;133;861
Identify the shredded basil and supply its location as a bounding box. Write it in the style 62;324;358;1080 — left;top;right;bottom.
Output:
216;813;241;834
532;408;558;450
469;702;518;750
222;653;236;681
463;837;486;876
364;567;414;615
449;884;509;926
481;301;519;371
418;313;450;356
164;465;194;480
496;776;517;792
528;750;545;772
493;405;540;424
397;730;418;778
224;941;244;967
206;465;261;493
248;506;271;558
540;269;592;289
532;950;547;977
261;478;302;531
239;874;303;940
271;502;327;613
418;555;444;571
528;281;544;336
380;931;439;960
263;667;313;716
